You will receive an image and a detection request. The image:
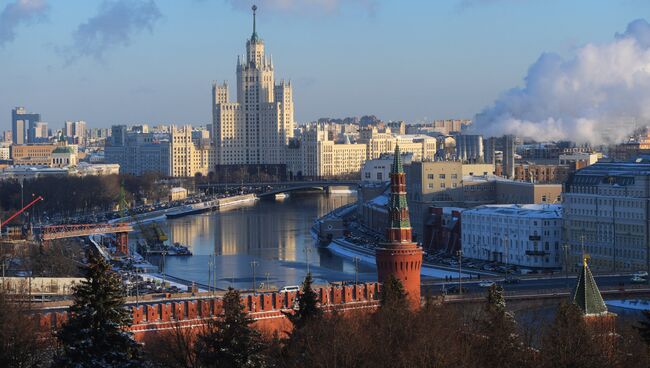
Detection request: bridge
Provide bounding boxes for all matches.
[38,223,133,255]
[198,180,360,198]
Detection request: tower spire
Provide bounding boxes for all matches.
[251,5,259,42]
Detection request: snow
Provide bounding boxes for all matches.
[606,299,650,311]
[328,239,470,279]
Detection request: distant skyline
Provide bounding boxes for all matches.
[0,0,648,132]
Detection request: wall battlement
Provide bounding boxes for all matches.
[36,282,381,340]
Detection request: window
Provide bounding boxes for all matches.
[451,174,457,179]
[440,183,446,188]
[439,174,446,179]
[377,172,383,180]
[428,183,434,189]
[364,172,371,179]
[427,174,434,179]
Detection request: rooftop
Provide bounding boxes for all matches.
[465,204,562,219]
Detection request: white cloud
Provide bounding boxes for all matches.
[472,18,650,144]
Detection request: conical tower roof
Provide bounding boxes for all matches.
[572,256,608,315]
[392,145,404,174]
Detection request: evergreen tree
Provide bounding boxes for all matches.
[637,309,650,346]
[471,284,531,368]
[379,275,408,311]
[286,273,322,330]
[53,252,146,368]
[195,287,268,368]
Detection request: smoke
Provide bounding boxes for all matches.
[0,0,49,47]
[224,0,377,16]
[64,0,161,61]
[472,18,650,144]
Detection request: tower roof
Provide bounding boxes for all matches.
[250,5,260,43]
[392,145,404,174]
[572,256,608,315]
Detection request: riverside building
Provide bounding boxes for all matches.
[211,6,294,167]
[563,161,650,272]
[461,204,563,269]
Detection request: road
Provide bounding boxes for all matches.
[422,273,644,296]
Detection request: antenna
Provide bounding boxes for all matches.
[252,5,257,35]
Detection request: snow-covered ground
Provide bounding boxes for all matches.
[328,239,469,279]
[606,299,650,311]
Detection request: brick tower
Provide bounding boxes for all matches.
[375,145,423,308]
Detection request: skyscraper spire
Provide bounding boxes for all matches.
[251,5,259,42]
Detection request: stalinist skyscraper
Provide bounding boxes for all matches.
[212,5,294,167]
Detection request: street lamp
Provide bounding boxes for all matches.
[456,250,463,295]
[161,250,167,290]
[250,260,259,294]
[562,243,569,288]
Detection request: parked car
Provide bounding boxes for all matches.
[504,277,521,284]
[479,281,495,288]
[446,285,467,294]
[631,275,646,284]
[634,271,648,278]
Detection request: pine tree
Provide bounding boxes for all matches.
[195,287,268,368]
[472,284,531,368]
[53,252,146,368]
[286,273,322,330]
[379,275,408,311]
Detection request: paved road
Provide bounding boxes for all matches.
[422,273,644,296]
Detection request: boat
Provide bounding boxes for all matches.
[275,193,289,200]
[165,200,217,219]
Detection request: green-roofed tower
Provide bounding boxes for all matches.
[572,256,608,315]
[375,145,423,309]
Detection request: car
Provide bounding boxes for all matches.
[631,275,646,284]
[634,271,649,278]
[504,277,521,284]
[279,285,300,293]
[479,281,495,288]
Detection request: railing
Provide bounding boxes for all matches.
[40,223,133,240]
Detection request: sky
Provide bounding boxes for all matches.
[0,0,649,133]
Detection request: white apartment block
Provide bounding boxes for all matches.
[211,10,294,166]
[462,204,563,269]
[564,162,650,272]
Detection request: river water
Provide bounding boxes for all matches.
[151,193,377,291]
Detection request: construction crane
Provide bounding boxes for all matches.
[0,196,44,236]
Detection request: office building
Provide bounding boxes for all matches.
[104,127,170,176]
[462,204,563,269]
[12,107,41,144]
[211,7,294,167]
[563,162,650,272]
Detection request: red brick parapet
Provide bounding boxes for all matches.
[35,282,380,340]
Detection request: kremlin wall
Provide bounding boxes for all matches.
[36,282,381,340]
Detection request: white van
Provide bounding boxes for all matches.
[279,285,300,293]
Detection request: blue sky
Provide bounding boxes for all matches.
[0,0,648,132]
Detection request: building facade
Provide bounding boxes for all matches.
[462,204,563,269]
[169,126,211,177]
[104,127,170,176]
[212,7,294,167]
[12,107,41,145]
[563,162,650,272]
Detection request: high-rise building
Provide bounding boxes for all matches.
[211,6,294,167]
[12,107,41,144]
[484,136,497,164]
[104,126,170,176]
[64,120,87,145]
[503,134,515,179]
[375,146,423,309]
[169,125,211,177]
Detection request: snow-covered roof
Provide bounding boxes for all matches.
[464,204,562,219]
